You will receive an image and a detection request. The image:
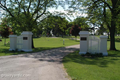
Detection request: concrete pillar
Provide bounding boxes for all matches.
[79,31,89,55]
[21,31,33,52]
[100,36,108,56]
[9,35,17,51]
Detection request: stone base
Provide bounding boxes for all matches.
[102,52,108,56]
[21,49,32,52]
[79,52,86,55]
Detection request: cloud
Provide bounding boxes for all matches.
[0,9,5,14]
[48,8,87,21]
[0,9,5,22]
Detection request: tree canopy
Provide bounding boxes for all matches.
[0,18,13,45]
[0,0,56,31]
[39,15,69,37]
[73,17,90,31]
[84,0,120,50]
[65,0,120,50]
[70,25,81,37]
[0,0,57,48]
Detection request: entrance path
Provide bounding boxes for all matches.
[0,45,79,80]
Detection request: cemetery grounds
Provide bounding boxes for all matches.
[63,36,120,80]
[0,37,79,56]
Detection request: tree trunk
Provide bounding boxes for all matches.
[109,19,116,50]
[110,31,116,50]
[32,36,35,48]
[108,32,110,39]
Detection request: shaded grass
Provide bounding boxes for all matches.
[63,50,120,80]
[63,36,120,80]
[0,37,79,56]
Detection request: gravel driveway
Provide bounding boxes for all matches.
[0,45,79,80]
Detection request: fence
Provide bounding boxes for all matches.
[88,36,100,54]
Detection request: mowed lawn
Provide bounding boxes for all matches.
[63,36,120,80]
[0,37,79,56]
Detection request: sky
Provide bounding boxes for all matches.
[48,5,87,21]
[0,3,87,22]
[0,8,5,23]
[0,9,3,22]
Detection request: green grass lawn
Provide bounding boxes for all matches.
[0,37,79,56]
[63,36,120,80]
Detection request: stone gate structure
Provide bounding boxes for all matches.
[9,31,33,52]
[79,31,108,56]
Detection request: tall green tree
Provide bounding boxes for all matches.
[116,15,120,34]
[86,0,120,50]
[66,0,120,50]
[0,0,56,48]
[0,19,13,45]
[39,15,69,37]
[73,17,90,30]
[70,25,81,38]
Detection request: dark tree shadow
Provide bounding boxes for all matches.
[1,45,119,68]
[63,50,120,67]
[0,47,58,55]
[18,47,79,64]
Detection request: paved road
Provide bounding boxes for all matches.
[0,45,79,80]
